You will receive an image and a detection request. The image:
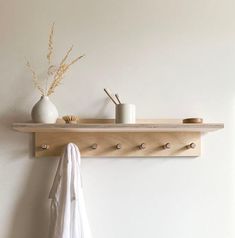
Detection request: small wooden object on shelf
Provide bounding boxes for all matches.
[183,118,203,124]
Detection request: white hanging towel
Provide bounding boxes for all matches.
[48,143,92,238]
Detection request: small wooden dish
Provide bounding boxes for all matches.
[183,118,203,124]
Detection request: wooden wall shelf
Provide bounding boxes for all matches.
[13,122,223,133]
[12,119,224,158]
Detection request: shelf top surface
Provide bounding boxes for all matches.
[12,120,224,133]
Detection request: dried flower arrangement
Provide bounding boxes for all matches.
[26,23,84,96]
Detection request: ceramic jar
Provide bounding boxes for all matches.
[115,104,136,124]
[31,96,58,123]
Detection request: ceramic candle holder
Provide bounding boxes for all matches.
[115,104,136,124]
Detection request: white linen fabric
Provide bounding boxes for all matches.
[48,143,92,238]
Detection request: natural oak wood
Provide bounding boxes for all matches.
[35,132,201,157]
[183,118,203,124]
[12,119,223,158]
[163,143,171,149]
[12,121,224,133]
[186,142,196,149]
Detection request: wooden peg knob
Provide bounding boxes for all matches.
[163,143,171,149]
[186,143,196,149]
[116,143,122,149]
[91,143,98,150]
[41,144,49,150]
[139,143,146,150]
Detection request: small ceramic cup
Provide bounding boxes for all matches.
[115,104,136,124]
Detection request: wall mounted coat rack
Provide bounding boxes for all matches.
[12,119,224,158]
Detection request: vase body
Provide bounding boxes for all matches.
[31,96,58,123]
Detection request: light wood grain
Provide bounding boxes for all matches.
[12,120,224,133]
[35,132,201,157]
[12,118,223,158]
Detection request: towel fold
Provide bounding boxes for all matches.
[48,143,92,238]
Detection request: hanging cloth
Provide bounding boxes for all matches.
[48,143,92,238]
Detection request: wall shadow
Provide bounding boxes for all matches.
[0,79,59,238]
[6,157,58,238]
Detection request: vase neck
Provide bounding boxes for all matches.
[41,96,49,100]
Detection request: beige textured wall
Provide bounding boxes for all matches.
[0,0,234,237]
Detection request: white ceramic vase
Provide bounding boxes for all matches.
[31,96,58,123]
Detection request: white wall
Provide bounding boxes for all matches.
[0,0,234,237]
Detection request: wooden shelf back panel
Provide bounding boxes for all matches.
[35,132,201,157]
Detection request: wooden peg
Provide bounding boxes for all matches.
[163,143,171,149]
[41,144,49,150]
[116,143,122,149]
[186,143,196,149]
[139,143,146,150]
[91,143,98,150]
